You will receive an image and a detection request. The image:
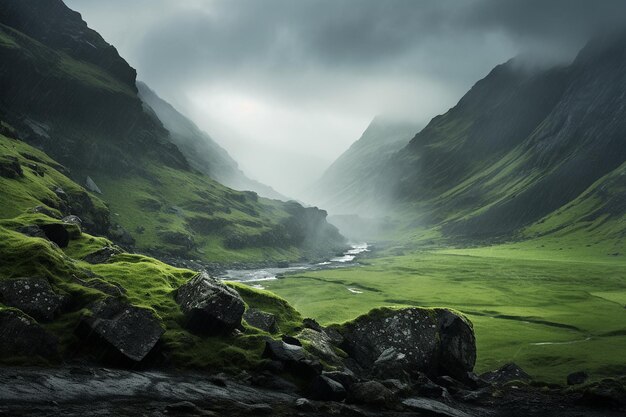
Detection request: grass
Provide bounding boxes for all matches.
[262,247,626,384]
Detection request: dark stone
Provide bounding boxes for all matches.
[415,372,447,398]
[436,375,469,393]
[62,215,82,226]
[0,277,64,322]
[83,246,122,264]
[79,297,164,362]
[175,272,245,335]
[580,378,626,407]
[308,375,347,401]
[339,308,476,380]
[281,335,302,346]
[480,363,531,385]
[243,308,278,333]
[0,309,58,359]
[30,205,61,218]
[567,371,589,386]
[251,372,298,392]
[322,370,357,389]
[402,398,474,417]
[25,162,45,176]
[158,230,194,250]
[381,378,412,396]
[263,340,306,362]
[0,156,23,178]
[295,397,317,411]
[17,225,46,239]
[297,328,343,365]
[165,401,203,414]
[40,223,69,247]
[456,387,492,403]
[303,317,323,332]
[348,380,394,406]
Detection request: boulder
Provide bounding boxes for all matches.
[297,328,344,365]
[263,340,306,362]
[0,309,58,359]
[308,375,347,401]
[480,363,531,385]
[17,225,46,239]
[0,156,23,178]
[263,340,323,379]
[402,398,475,417]
[79,297,164,362]
[281,335,302,346]
[322,370,358,389]
[339,307,476,380]
[0,277,64,322]
[243,308,278,333]
[62,215,82,226]
[567,371,589,386]
[348,380,394,406]
[83,246,122,264]
[175,272,245,334]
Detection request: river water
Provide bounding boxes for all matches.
[220,243,369,287]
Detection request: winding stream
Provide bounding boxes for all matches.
[220,243,369,287]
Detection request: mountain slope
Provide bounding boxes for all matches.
[0,0,345,264]
[309,117,420,215]
[137,82,287,201]
[334,34,625,244]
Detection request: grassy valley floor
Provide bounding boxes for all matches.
[262,245,626,384]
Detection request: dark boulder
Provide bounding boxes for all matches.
[83,246,122,264]
[303,317,324,332]
[40,223,70,247]
[108,225,135,248]
[78,297,164,362]
[480,363,531,385]
[348,380,394,406]
[263,340,306,362]
[175,272,245,334]
[263,340,323,379]
[322,370,358,389]
[402,398,474,417]
[0,309,58,359]
[281,335,302,346]
[567,371,589,386]
[158,231,194,251]
[0,277,64,322]
[297,328,344,366]
[243,308,278,333]
[580,378,626,407]
[0,156,23,178]
[62,215,82,226]
[339,307,476,380]
[308,375,347,401]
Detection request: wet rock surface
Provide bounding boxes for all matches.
[339,307,476,380]
[0,277,64,322]
[78,297,164,362]
[175,272,245,334]
[0,310,58,359]
[243,308,278,333]
[0,366,624,417]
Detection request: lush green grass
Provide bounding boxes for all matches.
[262,248,626,383]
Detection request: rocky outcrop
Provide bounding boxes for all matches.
[0,155,23,178]
[175,272,245,334]
[243,308,278,333]
[0,309,58,359]
[83,246,122,264]
[78,297,164,362]
[338,307,476,380]
[0,277,64,322]
[480,363,531,385]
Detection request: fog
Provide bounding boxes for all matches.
[65,0,626,199]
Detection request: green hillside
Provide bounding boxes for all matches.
[0,0,345,265]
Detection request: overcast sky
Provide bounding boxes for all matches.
[65,0,626,198]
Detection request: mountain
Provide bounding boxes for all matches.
[0,0,345,264]
[309,117,420,215]
[330,34,626,245]
[136,82,287,201]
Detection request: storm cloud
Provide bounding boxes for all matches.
[65,0,626,198]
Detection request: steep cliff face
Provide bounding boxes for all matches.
[137,82,287,201]
[0,0,345,263]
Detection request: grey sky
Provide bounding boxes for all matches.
[65,0,626,198]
